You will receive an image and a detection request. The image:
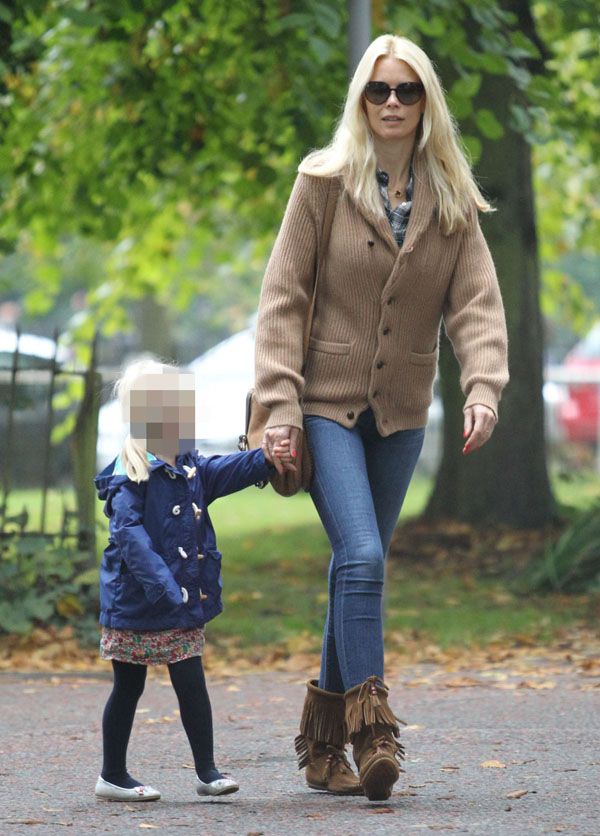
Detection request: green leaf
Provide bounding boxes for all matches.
[314,4,341,38]
[475,109,504,140]
[269,13,312,34]
[415,15,446,37]
[462,135,482,165]
[478,53,508,75]
[450,74,482,100]
[310,36,333,65]
[509,103,532,136]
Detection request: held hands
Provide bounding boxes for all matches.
[463,404,497,455]
[261,425,301,475]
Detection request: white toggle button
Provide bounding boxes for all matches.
[178,547,188,559]
[192,502,202,520]
[172,505,181,516]
[181,586,189,603]
[183,465,197,479]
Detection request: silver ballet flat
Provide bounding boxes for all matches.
[196,775,239,796]
[95,776,161,801]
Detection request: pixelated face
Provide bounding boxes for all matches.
[128,370,197,455]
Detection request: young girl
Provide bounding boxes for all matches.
[94,357,288,802]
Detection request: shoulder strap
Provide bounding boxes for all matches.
[302,176,341,361]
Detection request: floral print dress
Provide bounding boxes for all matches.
[100,626,205,665]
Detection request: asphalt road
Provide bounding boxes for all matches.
[1,659,599,835]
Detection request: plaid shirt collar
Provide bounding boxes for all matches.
[376,165,414,248]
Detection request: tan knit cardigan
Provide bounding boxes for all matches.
[254,152,509,435]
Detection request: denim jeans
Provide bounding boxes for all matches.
[304,408,425,693]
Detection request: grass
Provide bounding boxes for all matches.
[3,469,599,654]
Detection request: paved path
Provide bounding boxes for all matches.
[1,660,599,835]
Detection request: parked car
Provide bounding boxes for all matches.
[556,321,600,444]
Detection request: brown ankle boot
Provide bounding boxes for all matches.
[294,680,363,795]
[345,675,405,801]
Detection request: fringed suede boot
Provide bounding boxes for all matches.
[344,675,405,801]
[294,679,362,795]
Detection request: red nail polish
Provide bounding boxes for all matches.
[291,450,297,458]
[463,430,468,438]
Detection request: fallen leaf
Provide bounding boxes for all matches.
[517,680,556,690]
[481,760,506,769]
[139,825,159,830]
[444,677,484,688]
[368,807,394,813]
[441,765,460,771]
[227,685,241,692]
[506,789,528,799]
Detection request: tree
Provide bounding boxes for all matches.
[1,1,598,526]
[384,0,599,527]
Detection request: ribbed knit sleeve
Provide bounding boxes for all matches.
[442,210,509,418]
[254,173,326,429]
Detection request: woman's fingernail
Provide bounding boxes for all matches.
[291,450,297,458]
[463,430,468,438]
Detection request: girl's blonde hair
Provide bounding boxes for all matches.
[299,34,492,234]
[114,355,186,483]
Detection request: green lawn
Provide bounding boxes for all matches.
[3,469,598,654]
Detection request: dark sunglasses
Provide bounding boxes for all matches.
[363,81,425,106]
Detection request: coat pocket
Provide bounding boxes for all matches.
[308,337,351,355]
[409,349,438,366]
[199,549,223,592]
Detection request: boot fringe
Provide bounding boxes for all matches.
[345,677,400,739]
[298,681,346,749]
[294,734,311,770]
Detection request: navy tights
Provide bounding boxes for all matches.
[101,656,222,788]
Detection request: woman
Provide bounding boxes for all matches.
[254,34,509,801]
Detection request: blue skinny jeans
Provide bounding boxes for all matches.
[304,408,425,694]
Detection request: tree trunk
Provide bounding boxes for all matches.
[425,1,555,527]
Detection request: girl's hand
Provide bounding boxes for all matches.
[463,404,497,454]
[262,426,300,474]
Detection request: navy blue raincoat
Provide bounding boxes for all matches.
[95,448,271,630]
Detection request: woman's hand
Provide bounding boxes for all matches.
[262,425,301,474]
[463,404,497,455]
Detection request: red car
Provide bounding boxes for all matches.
[557,322,600,443]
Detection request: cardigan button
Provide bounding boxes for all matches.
[372,391,379,398]
[376,361,385,369]
[382,327,390,335]
[387,297,395,306]
[367,240,375,248]
[172,504,181,516]
[347,411,355,420]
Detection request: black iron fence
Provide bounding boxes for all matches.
[0,327,100,567]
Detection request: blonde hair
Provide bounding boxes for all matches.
[299,34,492,233]
[114,355,186,483]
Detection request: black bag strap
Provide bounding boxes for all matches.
[302,176,341,362]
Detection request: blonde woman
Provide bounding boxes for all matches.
[254,34,509,801]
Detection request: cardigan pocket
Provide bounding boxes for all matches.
[308,337,351,355]
[409,349,438,366]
